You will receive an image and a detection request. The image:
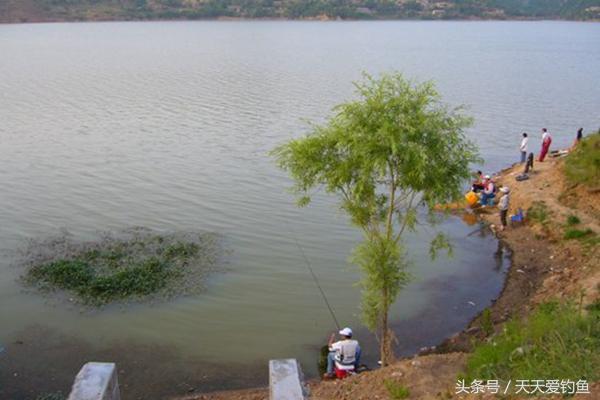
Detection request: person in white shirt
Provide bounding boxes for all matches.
[542,128,550,141]
[324,327,361,379]
[520,133,528,163]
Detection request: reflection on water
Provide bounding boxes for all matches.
[461,212,479,227]
[1,326,267,400]
[0,20,598,398]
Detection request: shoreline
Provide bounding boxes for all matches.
[181,151,599,399]
[1,17,599,25]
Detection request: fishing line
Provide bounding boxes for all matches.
[466,222,491,237]
[287,222,341,331]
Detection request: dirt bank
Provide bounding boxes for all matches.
[179,153,599,400]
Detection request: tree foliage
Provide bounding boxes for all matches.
[273,72,480,364]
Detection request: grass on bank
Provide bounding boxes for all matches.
[23,230,218,305]
[384,380,410,399]
[527,201,551,225]
[566,214,581,226]
[464,301,600,384]
[562,214,599,247]
[564,133,600,189]
[36,393,65,400]
[564,228,594,240]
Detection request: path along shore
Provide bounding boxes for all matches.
[178,150,600,400]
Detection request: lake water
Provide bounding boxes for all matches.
[0,21,599,399]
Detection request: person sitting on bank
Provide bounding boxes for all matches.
[471,170,484,192]
[479,175,496,207]
[323,327,361,379]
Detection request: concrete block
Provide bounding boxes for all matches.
[67,362,120,400]
[269,359,308,400]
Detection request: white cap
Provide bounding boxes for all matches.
[339,327,353,337]
[501,186,510,193]
[485,175,491,179]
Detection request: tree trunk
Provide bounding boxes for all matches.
[380,317,388,366]
[380,289,390,366]
[380,178,395,366]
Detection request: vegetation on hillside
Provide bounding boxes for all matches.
[564,132,600,190]
[1,0,599,23]
[464,301,600,388]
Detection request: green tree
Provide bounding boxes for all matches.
[273,73,479,365]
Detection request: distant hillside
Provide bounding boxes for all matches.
[1,0,599,23]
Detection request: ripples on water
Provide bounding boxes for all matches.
[0,20,599,398]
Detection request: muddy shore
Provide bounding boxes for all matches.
[181,153,599,400]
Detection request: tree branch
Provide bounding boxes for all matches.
[394,190,417,244]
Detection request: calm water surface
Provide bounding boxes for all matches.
[0,21,599,399]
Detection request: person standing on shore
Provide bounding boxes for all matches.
[571,128,583,149]
[538,128,552,162]
[520,132,528,163]
[498,187,510,231]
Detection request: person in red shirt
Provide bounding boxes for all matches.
[471,170,484,192]
[538,128,552,162]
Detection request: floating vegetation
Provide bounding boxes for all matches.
[20,227,222,305]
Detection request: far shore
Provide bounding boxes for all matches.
[1,17,599,25]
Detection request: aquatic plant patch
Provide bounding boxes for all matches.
[20,228,222,305]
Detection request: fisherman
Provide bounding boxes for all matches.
[479,175,495,207]
[498,186,510,231]
[520,132,528,163]
[323,327,361,379]
[538,128,552,162]
[571,127,583,150]
[471,170,484,192]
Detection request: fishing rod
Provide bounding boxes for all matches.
[287,222,341,331]
[466,222,492,237]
